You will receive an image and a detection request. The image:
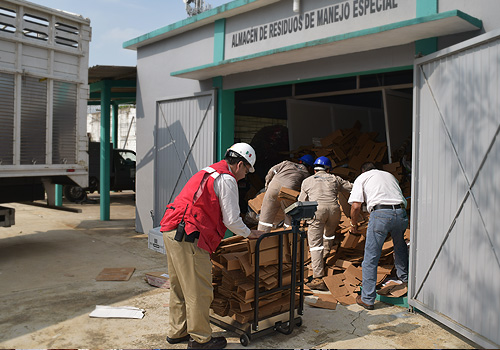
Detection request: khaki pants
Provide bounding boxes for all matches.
[258,182,293,232]
[306,204,341,278]
[163,230,213,343]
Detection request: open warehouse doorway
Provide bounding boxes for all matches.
[233,69,414,196]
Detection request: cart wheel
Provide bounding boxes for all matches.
[240,333,250,347]
[295,317,303,327]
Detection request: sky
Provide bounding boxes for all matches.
[35,0,233,67]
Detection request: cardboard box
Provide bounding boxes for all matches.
[278,187,300,201]
[248,192,265,214]
[145,271,170,289]
[148,226,165,254]
[221,253,242,271]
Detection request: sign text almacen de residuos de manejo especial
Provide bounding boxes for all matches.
[231,0,400,48]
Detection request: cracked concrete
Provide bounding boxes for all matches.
[0,192,478,349]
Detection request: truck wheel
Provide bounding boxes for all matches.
[63,185,87,202]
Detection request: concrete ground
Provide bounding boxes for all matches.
[0,192,478,349]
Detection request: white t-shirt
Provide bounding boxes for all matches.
[348,169,407,213]
[213,164,251,237]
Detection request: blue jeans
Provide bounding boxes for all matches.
[361,208,409,304]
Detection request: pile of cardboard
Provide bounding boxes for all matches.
[291,123,406,185]
[234,124,412,312]
[211,233,306,324]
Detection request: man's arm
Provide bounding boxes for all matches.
[216,174,265,239]
[350,202,363,234]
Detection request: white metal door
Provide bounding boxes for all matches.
[412,29,500,349]
[154,92,215,226]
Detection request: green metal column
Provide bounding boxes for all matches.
[55,184,62,206]
[214,19,225,63]
[112,102,119,149]
[213,77,235,160]
[100,81,111,221]
[415,0,438,55]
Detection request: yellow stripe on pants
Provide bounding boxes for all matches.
[163,230,213,343]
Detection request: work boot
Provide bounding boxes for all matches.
[306,277,328,291]
[187,336,227,349]
[166,334,190,344]
[356,295,374,310]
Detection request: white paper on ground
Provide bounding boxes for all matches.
[89,305,145,319]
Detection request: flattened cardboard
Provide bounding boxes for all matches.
[247,235,280,253]
[404,228,411,241]
[335,259,352,269]
[344,272,361,288]
[278,187,300,201]
[305,294,337,310]
[345,264,363,282]
[250,247,280,266]
[219,241,248,253]
[236,282,254,301]
[336,294,357,305]
[341,232,361,249]
[236,251,253,277]
[377,281,407,297]
[388,284,408,297]
[377,265,393,275]
[144,271,170,289]
[377,273,388,284]
[248,192,265,214]
[96,267,135,281]
[323,274,347,297]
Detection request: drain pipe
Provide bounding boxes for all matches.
[293,0,300,13]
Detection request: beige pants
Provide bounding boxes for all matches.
[163,230,213,343]
[258,182,293,232]
[306,204,341,278]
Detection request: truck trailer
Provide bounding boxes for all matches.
[0,0,91,226]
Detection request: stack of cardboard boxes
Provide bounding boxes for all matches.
[211,232,305,324]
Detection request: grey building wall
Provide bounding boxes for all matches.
[135,24,215,233]
[223,43,415,90]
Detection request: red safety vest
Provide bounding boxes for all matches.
[160,160,235,253]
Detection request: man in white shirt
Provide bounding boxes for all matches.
[348,162,409,310]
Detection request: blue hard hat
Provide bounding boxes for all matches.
[298,154,314,167]
[314,156,332,169]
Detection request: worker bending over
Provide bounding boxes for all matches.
[160,143,265,349]
[348,161,408,310]
[298,156,353,291]
[257,154,314,232]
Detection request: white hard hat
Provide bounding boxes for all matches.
[226,142,256,173]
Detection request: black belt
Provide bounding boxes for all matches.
[372,204,404,211]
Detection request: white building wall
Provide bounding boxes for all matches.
[412,30,500,349]
[87,106,137,151]
[438,0,500,48]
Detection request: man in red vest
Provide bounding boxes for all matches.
[160,142,264,349]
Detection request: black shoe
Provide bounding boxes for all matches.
[356,295,374,310]
[166,334,190,344]
[187,336,227,349]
